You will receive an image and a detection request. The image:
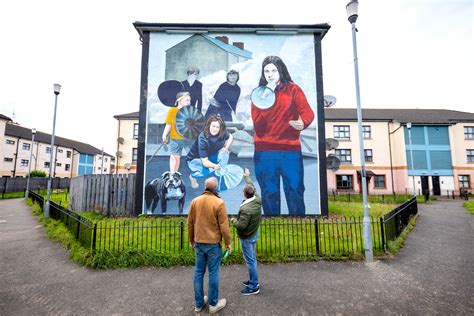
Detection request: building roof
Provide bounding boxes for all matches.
[324,108,474,124]
[5,123,112,157]
[113,111,139,119]
[0,114,12,121]
[201,34,253,59]
[114,109,474,125]
[133,22,331,40]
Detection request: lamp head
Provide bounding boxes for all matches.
[407,122,412,129]
[346,0,359,24]
[32,128,36,135]
[53,83,61,95]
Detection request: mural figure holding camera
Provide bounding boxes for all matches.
[251,56,315,215]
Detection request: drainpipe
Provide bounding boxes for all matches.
[116,119,121,174]
[388,122,402,195]
[35,141,39,170]
[12,137,21,177]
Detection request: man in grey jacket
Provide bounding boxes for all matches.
[230,168,262,295]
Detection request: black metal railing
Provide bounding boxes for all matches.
[27,192,418,260]
[29,191,95,250]
[382,196,418,247]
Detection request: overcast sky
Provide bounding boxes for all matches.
[0,0,472,155]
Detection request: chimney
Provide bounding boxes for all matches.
[215,36,229,44]
[232,42,244,50]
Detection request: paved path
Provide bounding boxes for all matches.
[1,198,473,315]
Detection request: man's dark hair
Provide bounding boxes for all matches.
[243,185,255,198]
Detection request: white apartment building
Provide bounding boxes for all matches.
[0,114,114,178]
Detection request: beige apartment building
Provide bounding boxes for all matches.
[0,114,114,178]
[114,108,474,196]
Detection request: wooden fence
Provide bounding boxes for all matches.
[1,177,70,193]
[68,174,136,217]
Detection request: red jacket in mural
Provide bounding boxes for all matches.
[251,82,315,151]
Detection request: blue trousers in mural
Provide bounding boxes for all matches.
[254,150,305,215]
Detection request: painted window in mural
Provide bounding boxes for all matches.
[143,32,321,215]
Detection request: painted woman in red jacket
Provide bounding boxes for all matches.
[251,56,315,215]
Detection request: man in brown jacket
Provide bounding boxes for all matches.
[188,177,232,314]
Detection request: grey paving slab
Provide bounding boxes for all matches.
[0,198,473,315]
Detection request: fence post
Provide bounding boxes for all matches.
[180,221,184,250]
[92,223,97,254]
[76,217,81,239]
[314,218,320,256]
[380,217,386,252]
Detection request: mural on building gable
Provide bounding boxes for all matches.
[143,32,321,216]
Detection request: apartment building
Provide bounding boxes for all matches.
[114,108,474,195]
[114,112,139,174]
[0,115,113,178]
[325,109,474,196]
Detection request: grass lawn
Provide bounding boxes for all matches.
[464,201,474,215]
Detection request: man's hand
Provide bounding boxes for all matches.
[230,217,236,224]
[226,244,232,255]
[243,168,250,177]
[190,242,196,248]
[289,115,304,131]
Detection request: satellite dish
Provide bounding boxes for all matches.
[157,80,186,107]
[116,151,123,158]
[250,86,275,109]
[326,154,341,170]
[324,95,337,108]
[117,137,124,144]
[124,163,131,170]
[175,106,205,139]
[325,138,339,151]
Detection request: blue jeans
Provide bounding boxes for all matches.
[187,151,229,178]
[240,231,259,290]
[194,243,222,307]
[254,150,305,215]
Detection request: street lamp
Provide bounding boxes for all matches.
[25,128,36,198]
[406,123,416,196]
[44,83,61,219]
[346,0,373,262]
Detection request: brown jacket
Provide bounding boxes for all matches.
[187,190,232,247]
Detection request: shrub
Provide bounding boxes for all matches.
[29,170,47,178]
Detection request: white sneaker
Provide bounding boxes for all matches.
[189,174,199,189]
[209,298,226,314]
[194,295,208,313]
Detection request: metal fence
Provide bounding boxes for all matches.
[28,191,417,259]
[29,191,95,250]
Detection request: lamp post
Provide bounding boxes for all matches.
[25,128,36,198]
[346,0,373,262]
[406,123,416,196]
[44,83,61,219]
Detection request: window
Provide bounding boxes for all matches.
[98,156,102,160]
[467,150,474,163]
[374,175,386,188]
[465,126,474,140]
[362,125,371,139]
[364,149,373,162]
[459,175,470,188]
[67,151,72,158]
[335,149,352,163]
[104,157,108,162]
[6,139,15,145]
[65,164,70,171]
[4,157,13,162]
[104,168,107,173]
[336,175,353,189]
[58,149,63,153]
[23,143,31,150]
[334,125,350,139]
[44,162,50,168]
[56,163,62,167]
[133,123,139,139]
[46,147,52,154]
[132,148,138,162]
[21,159,29,167]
